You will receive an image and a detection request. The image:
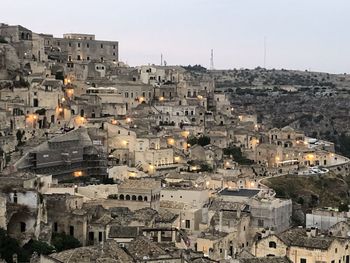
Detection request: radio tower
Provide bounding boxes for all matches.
[210,49,214,70]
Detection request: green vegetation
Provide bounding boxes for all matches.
[199,163,213,172]
[263,173,349,211]
[0,229,54,263]
[0,36,7,44]
[183,64,207,72]
[223,146,254,165]
[187,135,211,147]
[338,133,350,158]
[51,232,81,252]
[16,130,25,146]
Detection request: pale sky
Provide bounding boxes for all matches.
[2,0,349,73]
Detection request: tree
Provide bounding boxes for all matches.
[51,233,81,252]
[187,136,198,146]
[338,202,349,212]
[16,130,25,145]
[23,239,55,256]
[223,146,254,165]
[197,136,210,146]
[0,36,7,43]
[0,228,22,263]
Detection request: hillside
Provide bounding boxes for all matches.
[262,173,350,211]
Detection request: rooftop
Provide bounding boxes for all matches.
[239,257,292,263]
[118,178,161,191]
[219,188,260,198]
[49,240,134,263]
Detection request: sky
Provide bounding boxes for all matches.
[1,0,349,73]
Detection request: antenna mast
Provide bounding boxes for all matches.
[263,37,267,68]
[210,49,214,70]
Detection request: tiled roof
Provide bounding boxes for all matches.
[277,228,336,250]
[127,236,169,260]
[49,240,134,263]
[239,257,292,263]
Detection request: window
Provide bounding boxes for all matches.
[20,222,26,232]
[87,43,89,48]
[113,52,116,56]
[78,43,80,47]
[54,222,58,232]
[300,259,306,263]
[69,42,71,47]
[68,56,72,62]
[98,232,103,242]
[13,193,18,203]
[113,45,116,49]
[101,44,103,48]
[89,232,94,241]
[70,226,74,236]
[185,220,190,229]
[269,241,277,248]
[258,219,264,227]
[77,55,81,61]
[87,56,90,61]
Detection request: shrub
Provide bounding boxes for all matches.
[51,233,81,252]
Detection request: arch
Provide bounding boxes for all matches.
[144,196,148,202]
[21,32,25,39]
[126,195,130,200]
[138,195,143,201]
[132,195,136,201]
[119,194,124,200]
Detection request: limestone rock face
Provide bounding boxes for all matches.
[0,43,20,79]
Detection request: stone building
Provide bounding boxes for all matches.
[42,33,118,63]
[0,24,33,60]
[218,189,292,233]
[252,227,350,263]
[108,178,161,211]
[15,127,108,182]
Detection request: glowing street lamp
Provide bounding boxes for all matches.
[167,138,175,145]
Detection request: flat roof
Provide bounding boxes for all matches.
[219,188,260,197]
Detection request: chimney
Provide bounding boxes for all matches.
[306,228,312,238]
[310,227,317,237]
